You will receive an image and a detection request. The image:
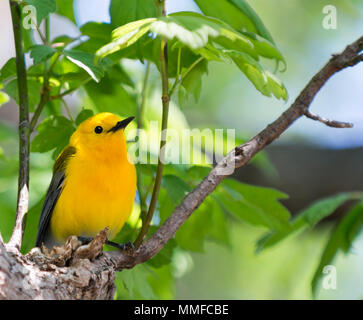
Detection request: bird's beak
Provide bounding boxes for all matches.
[108,116,135,133]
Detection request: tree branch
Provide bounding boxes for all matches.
[108,35,363,270]
[303,110,353,128]
[7,0,30,251]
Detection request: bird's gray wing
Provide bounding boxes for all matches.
[35,146,76,247]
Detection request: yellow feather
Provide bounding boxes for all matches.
[49,112,137,242]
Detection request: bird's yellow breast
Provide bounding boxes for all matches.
[50,148,137,242]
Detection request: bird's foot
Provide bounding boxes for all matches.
[107,240,135,252]
[77,236,94,245]
[77,236,134,252]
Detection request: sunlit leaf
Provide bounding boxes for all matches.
[97,19,155,59]
[0,83,9,107]
[64,50,104,82]
[194,0,274,43]
[229,50,287,100]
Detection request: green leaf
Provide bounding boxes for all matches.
[64,50,104,82]
[30,45,56,65]
[194,0,274,43]
[229,0,275,43]
[97,12,286,101]
[207,200,231,246]
[26,0,56,24]
[55,0,75,24]
[186,165,211,185]
[229,50,287,100]
[162,174,191,204]
[80,22,113,42]
[31,115,75,153]
[75,22,114,54]
[98,12,284,63]
[147,238,177,269]
[303,193,352,227]
[84,75,136,116]
[152,13,234,50]
[21,197,44,254]
[106,64,134,88]
[180,59,208,102]
[96,18,155,60]
[175,199,213,252]
[311,202,363,297]
[218,179,291,232]
[115,265,155,299]
[4,78,42,112]
[110,0,157,28]
[257,192,357,252]
[175,197,230,252]
[75,108,94,126]
[0,58,16,82]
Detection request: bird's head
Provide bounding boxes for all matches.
[70,112,134,157]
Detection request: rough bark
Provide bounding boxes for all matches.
[0,36,362,300]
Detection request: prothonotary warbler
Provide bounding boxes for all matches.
[35,112,137,249]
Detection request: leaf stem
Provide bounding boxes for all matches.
[50,77,92,101]
[137,62,151,222]
[61,98,75,124]
[137,61,151,130]
[169,56,204,98]
[29,52,60,132]
[134,0,169,248]
[8,0,30,250]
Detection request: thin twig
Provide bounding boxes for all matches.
[50,78,92,101]
[36,24,49,46]
[60,98,75,124]
[8,1,30,250]
[29,53,60,132]
[169,56,204,98]
[137,62,151,131]
[137,62,151,223]
[304,110,353,128]
[134,0,169,248]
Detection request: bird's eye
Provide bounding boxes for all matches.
[94,126,103,134]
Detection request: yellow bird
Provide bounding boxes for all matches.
[36,112,137,249]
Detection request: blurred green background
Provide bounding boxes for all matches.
[0,0,363,299]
